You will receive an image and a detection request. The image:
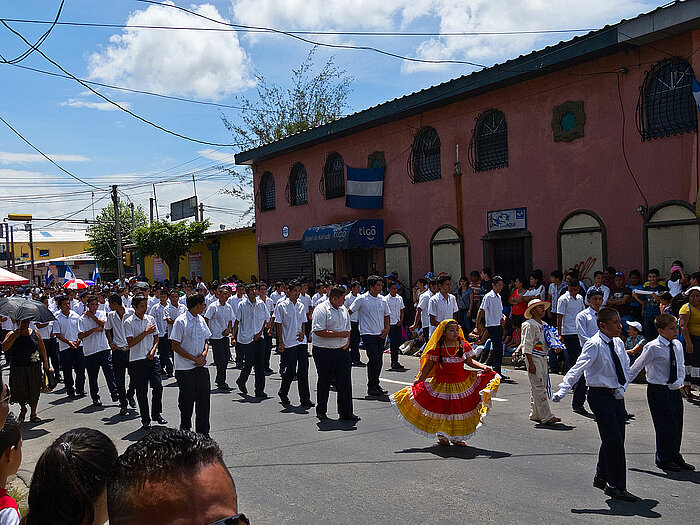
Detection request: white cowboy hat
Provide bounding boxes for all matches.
[524,298,551,319]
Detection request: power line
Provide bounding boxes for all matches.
[40,192,108,228]
[0,1,64,64]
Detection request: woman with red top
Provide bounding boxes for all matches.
[391,319,500,446]
[509,276,529,327]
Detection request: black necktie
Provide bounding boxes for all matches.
[668,342,677,384]
[607,340,627,386]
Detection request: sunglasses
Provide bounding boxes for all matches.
[208,514,249,525]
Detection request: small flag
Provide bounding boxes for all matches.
[692,77,700,110]
[45,266,54,286]
[345,167,384,209]
[92,264,100,282]
[64,265,75,282]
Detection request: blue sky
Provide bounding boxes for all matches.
[0,0,664,231]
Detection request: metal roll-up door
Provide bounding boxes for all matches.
[266,242,313,281]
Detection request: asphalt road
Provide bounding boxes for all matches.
[13,349,700,524]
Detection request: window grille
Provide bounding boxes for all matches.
[407,127,441,183]
[285,162,308,206]
[636,58,697,140]
[319,152,345,199]
[468,109,508,172]
[258,171,275,211]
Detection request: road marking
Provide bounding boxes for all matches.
[380,378,413,386]
[491,397,508,402]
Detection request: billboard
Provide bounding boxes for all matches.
[170,196,198,221]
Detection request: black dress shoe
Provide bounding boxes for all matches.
[141,422,152,431]
[153,415,168,425]
[236,379,248,395]
[656,461,681,472]
[255,391,268,399]
[217,383,232,391]
[390,363,407,371]
[67,392,77,399]
[339,414,361,422]
[92,399,103,407]
[77,391,87,398]
[316,412,329,420]
[111,391,120,402]
[352,361,366,367]
[119,406,128,416]
[593,476,606,490]
[127,395,136,408]
[300,399,315,408]
[379,387,388,394]
[625,412,635,420]
[278,392,291,405]
[604,485,638,502]
[499,374,510,380]
[572,406,591,416]
[368,388,384,396]
[677,459,695,471]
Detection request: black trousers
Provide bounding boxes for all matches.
[60,346,85,396]
[263,333,273,369]
[210,338,230,386]
[129,357,163,425]
[279,344,310,402]
[112,348,130,408]
[44,338,61,379]
[588,388,627,490]
[362,335,384,389]
[238,340,265,394]
[562,335,588,409]
[313,346,353,417]
[234,340,245,367]
[175,366,210,435]
[158,334,173,376]
[84,349,118,403]
[389,324,402,365]
[647,384,684,464]
[487,325,504,374]
[349,321,361,363]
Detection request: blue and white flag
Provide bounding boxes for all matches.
[693,77,700,110]
[64,265,75,282]
[345,167,384,209]
[92,264,100,282]
[45,266,54,286]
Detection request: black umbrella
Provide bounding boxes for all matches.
[0,296,56,322]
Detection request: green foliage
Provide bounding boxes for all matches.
[133,219,210,280]
[86,202,147,272]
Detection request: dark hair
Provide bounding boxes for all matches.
[107,429,233,522]
[108,293,122,307]
[568,268,580,278]
[24,428,117,525]
[597,307,620,327]
[245,284,257,293]
[86,295,98,304]
[658,291,673,303]
[186,293,204,309]
[491,275,504,285]
[566,276,579,288]
[655,313,677,330]
[288,279,301,290]
[469,270,480,278]
[328,286,346,299]
[671,260,684,268]
[58,296,70,307]
[629,269,641,278]
[648,268,660,277]
[550,269,563,280]
[593,271,603,278]
[366,275,383,287]
[131,295,147,309]
[481,268,492,278]
[0,412,21,455]
[436,320,463,364]
[350,280,361,289]
[437,274,452,286]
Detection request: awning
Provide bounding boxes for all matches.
[301,219,383,252]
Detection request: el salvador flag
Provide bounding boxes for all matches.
[693,77,700,110]
[345,167,385,209]
[93,264,100,282]
[45,266,54,286]
[64,265,75,282]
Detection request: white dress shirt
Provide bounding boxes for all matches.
[31,321,53,340]
[311,293,328,307]
[629,335,685,390]
[170,310,212,371]
[78,311,110,356]
[147,295,159,309]
[479,290,503,327]
[344,292,360,322]
[235,298,270,344]
[274,297,308,348]
[227,295,245,320]
[312,301,351,348]
[53,310,81,351]
[148,302,170,337]
[576,307,599,346]
[386,294,405,325]
[165,302,184,336]
[558,331,630,398]
[586,284,610,306]
[299,294,312,317]
[204,301,235,340]
[270,290,286,304]
[122,294,132,308]
[124,313,156,362]
[417,290,433,329]
[548,282,566,314]
[427,292,458,334]
[105,308,134,347]
[72,300,87,316]
[557,291,584,335]
[350,292,390,336]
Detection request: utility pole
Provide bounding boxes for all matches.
[27,222,35,286]
[192,174,199,220]
[9,225,15,271]
[153,184,160,220]
[199,203,204,222]
[3,223,9,269]
[149,198,154,224]
[112,185,124,281]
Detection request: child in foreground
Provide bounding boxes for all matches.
[0,413,22,525]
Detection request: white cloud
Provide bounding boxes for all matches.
[87,1,254,100]
[59,98,132,111]
[0,152,89,164]
[197,148,236,163]
[231,0,651,73]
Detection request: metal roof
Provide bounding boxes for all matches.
[10,229,88,243]
[235,0,700,166]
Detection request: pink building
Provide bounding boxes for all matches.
[236,2,700,286]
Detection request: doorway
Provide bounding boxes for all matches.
[345,248,372,278]
[482,231,532,281]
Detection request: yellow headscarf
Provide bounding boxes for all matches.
[417,319,468,380]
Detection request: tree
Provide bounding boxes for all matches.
[133,219,210,281]
[219,48,355,215]
[87,202,147,272]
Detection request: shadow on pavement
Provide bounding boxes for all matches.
[74,404,109,414]
[395,444,511,460]
[236,394,269,404]
[358,395,391,403]
[121,427,150,442]
[279,405,312,415]
[102,412,140,426]
[630,467,699,485]
[20,418,55,440]
[534,422,575,431]
[571,498,661,518]
[316,419,358,432]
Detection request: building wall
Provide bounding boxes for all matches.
[251,30,700,282]
[143,229,257,284]
[13,241,89,261]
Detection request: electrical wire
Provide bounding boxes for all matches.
[0,1,64,64]
[616,71,648,209]
[40,192,109,228]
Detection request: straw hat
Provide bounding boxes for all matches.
[524,298,551,319]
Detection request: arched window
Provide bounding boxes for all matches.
[430,226,463,284]
[557,210,607,287]
[645,201,700,275]
[468,109,508,172]
[636,58,697,140]
[285,162,308,206]
[319,152,345,199]
[385,231,411,285]
[407,126,441,183]
[258,171,275,211]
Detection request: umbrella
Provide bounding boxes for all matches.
[0,268,30,286]
[64,278,88,289]
[84,280,96,286]
[132,281,150,290]
[0,296,56,322]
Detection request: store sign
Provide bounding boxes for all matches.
[487,207,527,232]
[282,225,289,238]
[188,251,203,279]
[153,256,165,283]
